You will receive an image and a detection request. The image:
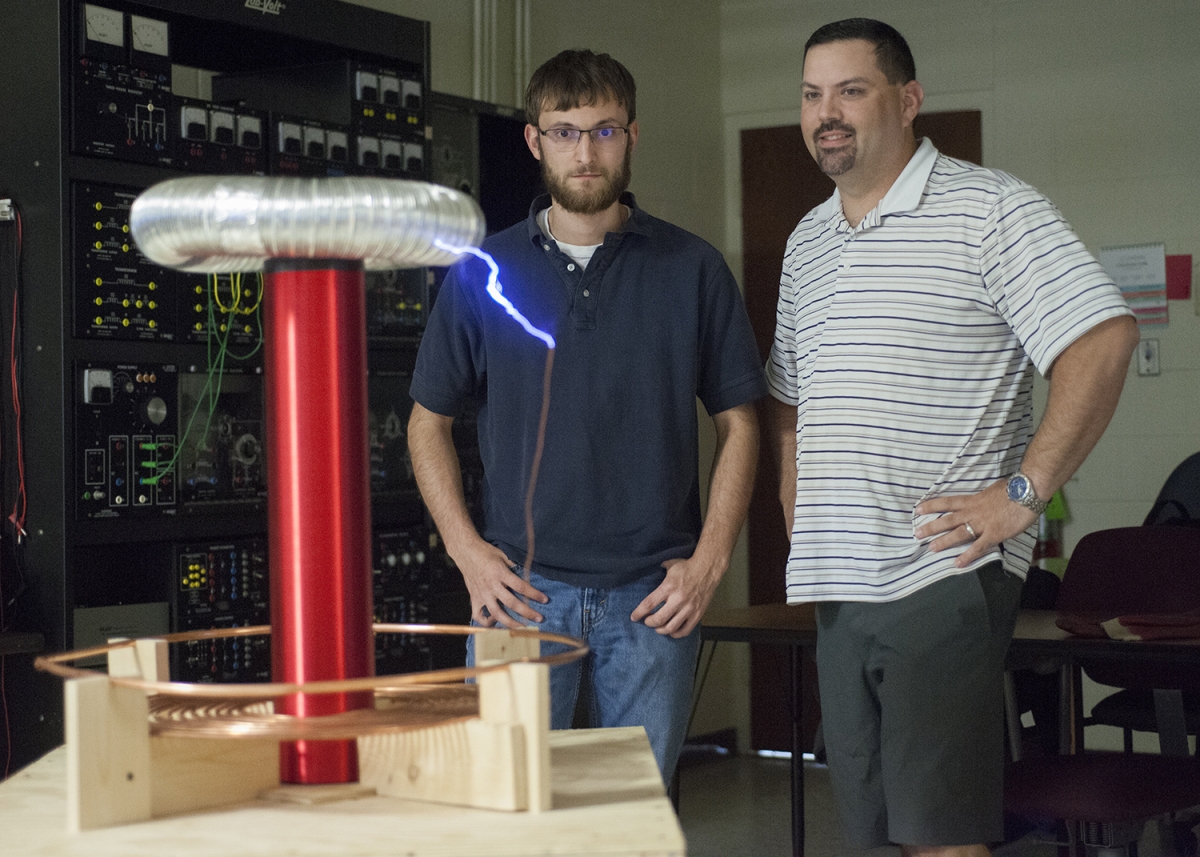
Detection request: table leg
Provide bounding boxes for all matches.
[1153,688,1189,757]
[1057,663,1073,755]
[1057,661,1086,756]
[790,643,804,857]
[1002,672,1022,762]
[674,640,721,812]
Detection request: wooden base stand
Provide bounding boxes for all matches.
[66,629,552,832]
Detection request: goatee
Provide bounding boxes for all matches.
[812,121,856,177]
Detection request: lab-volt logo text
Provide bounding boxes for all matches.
[245,0,285,14]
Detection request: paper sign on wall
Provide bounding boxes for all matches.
[1099,243,1167,326]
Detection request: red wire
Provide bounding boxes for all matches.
[1,642,8,780]
[7,209,25,538]
[1,654,8,780]
[1,206,18,779]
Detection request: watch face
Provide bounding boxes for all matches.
[1007,474,1029,502]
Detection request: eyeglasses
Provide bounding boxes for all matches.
[537,125,629,149]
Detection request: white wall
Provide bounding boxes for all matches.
[721,0,1200,751]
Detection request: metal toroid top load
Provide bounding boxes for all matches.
[127,176,485,273]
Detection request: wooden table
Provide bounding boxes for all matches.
[0,726,685,856]
[698,604,1200,857]
[1006,609,1200,757]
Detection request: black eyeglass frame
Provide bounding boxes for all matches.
[536,125,631,146]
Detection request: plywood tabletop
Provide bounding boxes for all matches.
[0,727,686,857]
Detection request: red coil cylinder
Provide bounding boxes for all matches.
[263,260,375,784]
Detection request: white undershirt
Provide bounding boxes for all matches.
[538,206,601,270]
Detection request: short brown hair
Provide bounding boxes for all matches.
[524,49,636,127]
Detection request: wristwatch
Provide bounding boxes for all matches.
[1006,472,1048,516]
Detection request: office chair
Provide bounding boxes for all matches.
[1004,526,1200,856]
[1082,461,1200,756]
[1143,451,1200,527]
[1082,455,1200,755]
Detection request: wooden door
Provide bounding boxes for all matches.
[741,111,982,751]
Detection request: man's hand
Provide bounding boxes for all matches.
[914,479,1038,568]
[630,556,724,639]
[408,403,548,629]
[628,401,758,638]
[453,537,548,628]
[916,315,1139,569]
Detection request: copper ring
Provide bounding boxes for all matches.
[33,623,588,741]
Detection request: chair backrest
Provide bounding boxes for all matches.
[1144,451,1200,526]
[1056,526,1200,691]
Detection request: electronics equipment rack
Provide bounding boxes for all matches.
[0,0,470,775]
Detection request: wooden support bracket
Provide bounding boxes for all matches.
[359,628,552,811]
[66,638,278,831]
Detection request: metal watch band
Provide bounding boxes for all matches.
[1008,472,1048,516]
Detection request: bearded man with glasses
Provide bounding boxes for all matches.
[408,49,765,783]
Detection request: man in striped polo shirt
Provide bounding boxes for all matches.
[766,18,1139,857]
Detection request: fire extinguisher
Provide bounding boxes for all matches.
[1031,489,1068,577]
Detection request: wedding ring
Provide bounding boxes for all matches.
[964,522,978,539]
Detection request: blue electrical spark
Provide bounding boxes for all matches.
[435,240,556,349]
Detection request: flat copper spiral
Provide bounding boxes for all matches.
[146,684,481,740]
[34,623,586,741]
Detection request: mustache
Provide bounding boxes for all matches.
[814,121,855,142]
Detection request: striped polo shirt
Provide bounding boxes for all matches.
[767,138,1132,603]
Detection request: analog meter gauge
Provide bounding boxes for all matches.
[131,15,169,57]
[84,4,124,48]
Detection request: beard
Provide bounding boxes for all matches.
[812,121,857,176]
[540,141,633,215]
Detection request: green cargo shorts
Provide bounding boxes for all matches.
[814,562,1022,849]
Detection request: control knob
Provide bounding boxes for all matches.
[141,396,168,425]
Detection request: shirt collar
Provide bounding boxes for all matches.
[525,191,649,246]
[814,137,939,231]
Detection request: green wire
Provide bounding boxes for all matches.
[145,273,253,485]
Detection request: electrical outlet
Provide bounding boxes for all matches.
[1137,338,1160,376]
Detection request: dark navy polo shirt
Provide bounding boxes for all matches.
[410,193,766,589]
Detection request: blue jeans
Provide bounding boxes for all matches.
[467,567,701,782]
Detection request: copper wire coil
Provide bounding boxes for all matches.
[147,684,481,740]
[34,623,586,741]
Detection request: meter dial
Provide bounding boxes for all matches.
[130,15,169,57]
[84,4,124,47]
